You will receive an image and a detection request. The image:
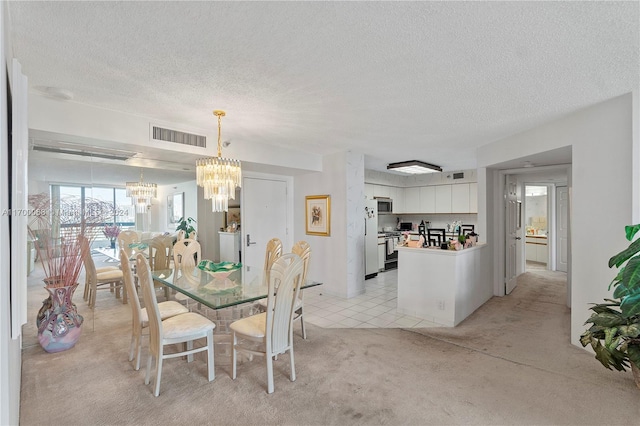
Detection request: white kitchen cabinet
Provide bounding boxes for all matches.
[404,187,420,213]
[393,187,405,213]
[451,183,470,213]
[378,237,385,272]
[435,185,452,213]
[469,183,478,213]
[365,183,375,200]
[525,236,548,263]
[374,185,390,199]
[419,186,436,213]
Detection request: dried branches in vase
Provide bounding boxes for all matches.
[28,193,115,353]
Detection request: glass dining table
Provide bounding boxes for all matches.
[151,264,321,363]
[152,264,322,311]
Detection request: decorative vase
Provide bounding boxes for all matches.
[631,362,640,390]
[110,239,116,249]
[37,281,83,353]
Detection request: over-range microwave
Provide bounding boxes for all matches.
[376,198,393,214]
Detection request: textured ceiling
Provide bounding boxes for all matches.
[7,1,639,174]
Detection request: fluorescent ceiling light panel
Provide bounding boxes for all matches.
[387,160,442,174]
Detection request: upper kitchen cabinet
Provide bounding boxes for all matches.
[391,187,405,213]
[451,183,470,213]
[435,185,452,213]
[419,186,436,213]
[404,187,420,213]
[469,183,478,213]
[365,183,375,200]
[374,184,390,199]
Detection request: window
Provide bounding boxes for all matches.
[51,185,136,244]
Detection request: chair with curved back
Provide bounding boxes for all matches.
[78,236,120,301]
[290,241,311,339]
[120,250,188,371]
[81,238,126,308]
[136,254,216,397]
[258,240,311,339]
[148,237,171,271]
[173,239,201,267]
[117,230,140,258]
[230,253,304,393]
[263,238,283,285]
[172,239,202,309]
[427,228,447,247]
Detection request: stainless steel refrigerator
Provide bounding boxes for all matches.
[365,199,378,279]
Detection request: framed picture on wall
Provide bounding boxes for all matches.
[305,195,330,236]
[168,192,184,224]
[226,207,241,226]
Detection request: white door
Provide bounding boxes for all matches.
[242,177,288,268]
[505,175,519,294]
[556,186,568,272]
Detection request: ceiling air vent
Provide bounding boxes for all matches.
[151,125,206,148]
[453,172,464,179]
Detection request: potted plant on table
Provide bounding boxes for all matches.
[28,193,114,353]
[176,216,196,239]
[580,224,640,388]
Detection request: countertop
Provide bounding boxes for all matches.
[397,243,487,256]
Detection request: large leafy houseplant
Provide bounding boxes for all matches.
[580,224,640,387]
[176,216,196,239]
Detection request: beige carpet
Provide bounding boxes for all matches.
[20,264,640,425]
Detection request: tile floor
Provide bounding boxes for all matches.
[301,269,440,329]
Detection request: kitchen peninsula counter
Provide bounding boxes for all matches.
[396,243,491,326]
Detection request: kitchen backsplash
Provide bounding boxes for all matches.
[378,214,478,233]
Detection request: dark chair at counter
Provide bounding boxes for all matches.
[460,224,475,236]
[427,228,447,247]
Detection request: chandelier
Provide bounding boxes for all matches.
[196,110,242,212]
[126,169,157,213]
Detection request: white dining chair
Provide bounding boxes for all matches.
[79,236,120,301]
[120,250,188,371]
[117,230,140,258]
[230,253,304,394]
[136,254,216,397]
[258,240,311,339]
[80,237,126,308]
[172,239,201,309]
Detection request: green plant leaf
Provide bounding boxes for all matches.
[627,344,640,367]
[618,324,640,338]
[613,283,630,299]
[609,238,640,268]
[620,293,640,318]
[579,331,592,347]
[590,304,621,315]
[591,340,628,371]
[585,312,626,327]
[622,257,640,292]
[605,327,618,347]
[625,224,640,241]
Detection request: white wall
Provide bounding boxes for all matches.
[294,151,365,298]
[151,180,198,233]
[477,93,638,346]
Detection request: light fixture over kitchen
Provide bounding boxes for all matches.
[387,160,442,174]
[126,168,157,213]
[196,110,242,212]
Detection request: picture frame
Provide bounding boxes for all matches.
[305,195,331,236]
[226,207,241,227]
[168,192,184,225]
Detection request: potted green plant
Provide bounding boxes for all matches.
[580,224,640,388]
[176,216,196,239]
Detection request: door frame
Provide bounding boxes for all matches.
[495,164,571,297]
